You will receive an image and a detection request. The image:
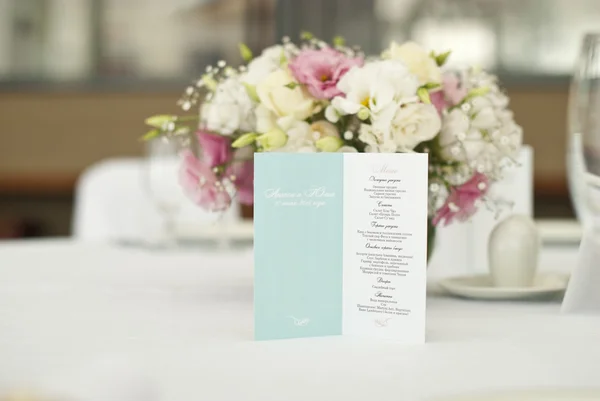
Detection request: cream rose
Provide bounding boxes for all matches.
[388,103,441,151]
[256,69,315,120]
[310,120,339,141]
[382,41,441,85]
[254,104,277,133]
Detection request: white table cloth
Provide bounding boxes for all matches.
[0,240,598,401]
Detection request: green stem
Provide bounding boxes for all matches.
[176,115,199,122]
[427,218,437,264]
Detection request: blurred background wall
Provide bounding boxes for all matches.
[0,0,592,236]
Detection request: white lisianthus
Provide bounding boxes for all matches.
[256,69,315,120]
[201,76,255,135]
[331,60,420,118]
[386,103,441,151]
[382,41,441,85]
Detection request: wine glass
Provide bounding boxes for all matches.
[143,135,188,248]
[568,34,593,224]
[563,33,600,312]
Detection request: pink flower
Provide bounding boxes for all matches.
[443,73,468,106]
[430,90,447,116]
[288,48,363,99]
[197,130,232,168]
[432,173,489,227]
[430,73,469,115]
[179,150,232,212]
[226,146,254,205]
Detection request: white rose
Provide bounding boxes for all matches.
[358,123,398,153]
[382,41,441,85]
[201,77,255,135]
[387,103,441,151]
[256,69,315,120]
[276,119,317,153]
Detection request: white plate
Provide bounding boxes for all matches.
[438,272,569,300]
[537,219,582,244]
[429,389,600,401]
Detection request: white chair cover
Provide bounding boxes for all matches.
[72,158,240,242]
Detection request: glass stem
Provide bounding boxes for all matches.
[162,213,177,248]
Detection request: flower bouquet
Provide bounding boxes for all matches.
[144,33,522,258]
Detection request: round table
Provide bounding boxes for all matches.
[0,240,598,401]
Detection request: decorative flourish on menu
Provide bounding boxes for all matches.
[286,316,310,326]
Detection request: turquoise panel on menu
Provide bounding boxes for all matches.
[254,153,344,340]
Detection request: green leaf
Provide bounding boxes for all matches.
[141,129,161,141]
[316,136,343,152]
[145,115,174,128]
[466,86,490,99]
[333,35,345,47]
[279,49,287,66]
[242,82,259,102]
[427,218,436,262]
[422,82,441,90]
[173,126,191,136]
[284,82,299,90]
[176,115,199,122]
[300,31,314,40]
[232,132,259,148]
[417,87,431,104]
[201,74,218,91]
[435,50,451,66]
[257,128,288,151]
[238,43,253,62]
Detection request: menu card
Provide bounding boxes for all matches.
[254,152,428,342]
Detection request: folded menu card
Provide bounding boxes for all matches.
[254,152,428,342]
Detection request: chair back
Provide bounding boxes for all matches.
[72,158,240,241]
